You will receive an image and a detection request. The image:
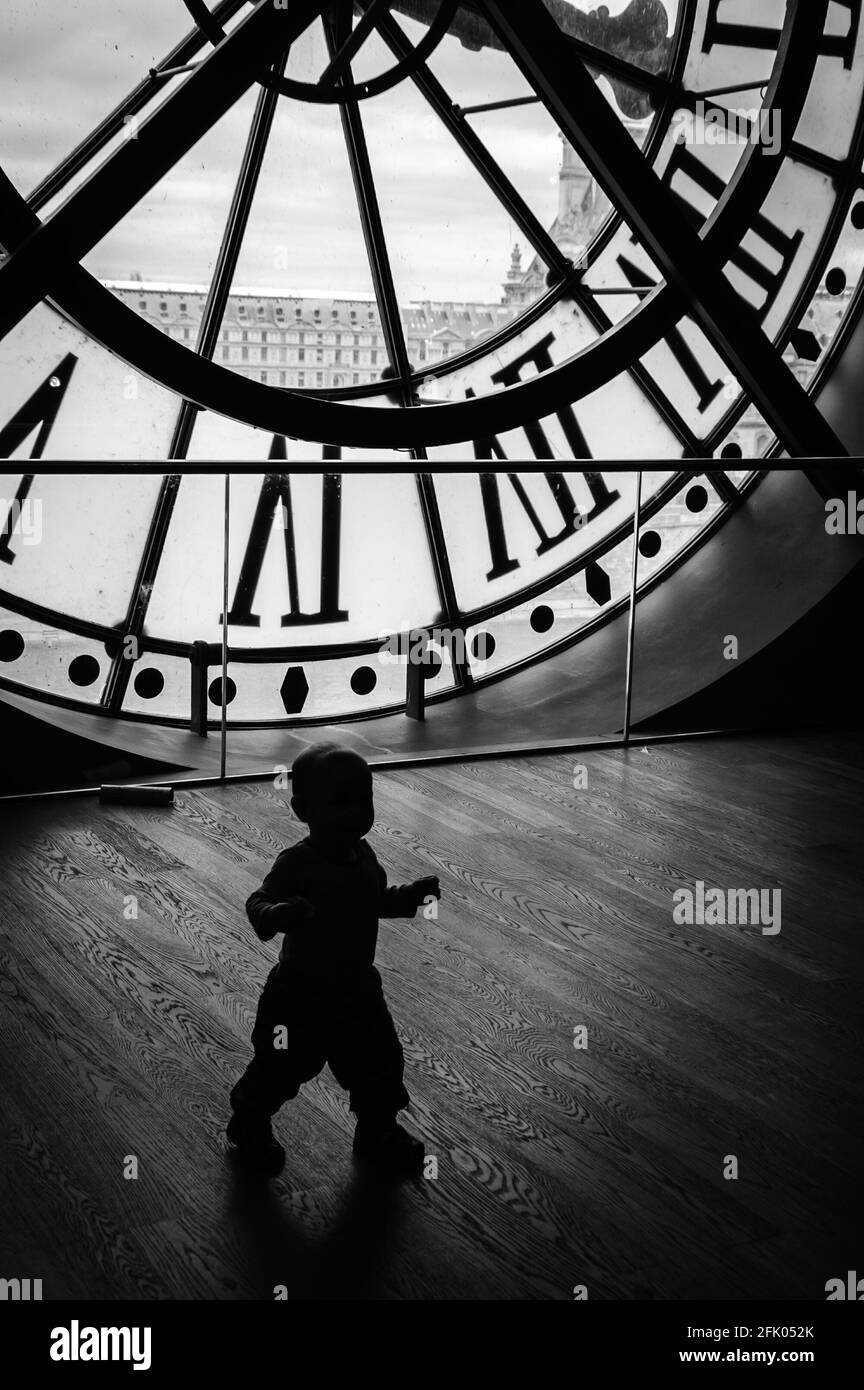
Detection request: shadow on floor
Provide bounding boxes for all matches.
[223,1151,415,1300]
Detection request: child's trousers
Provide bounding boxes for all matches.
[230,964,410,1126]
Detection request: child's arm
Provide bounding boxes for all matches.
[246,851,313,943]
[376,861,441,919]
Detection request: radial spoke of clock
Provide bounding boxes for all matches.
[323,7,414,403]
[323,2,471,690]
[102,52,290,717]
[25,0,250,215]
[481,0,847,459]
[0,0,326,343]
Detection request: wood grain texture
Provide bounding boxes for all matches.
[0,730,861,1300]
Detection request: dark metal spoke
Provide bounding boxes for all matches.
[173,55,288,452]
[459,95,541,117]
[323,8,469,687]
[323,11,413,392]
[103,58,288,716]
[481,0,846,458]
[692,80,775,100]
[706,470,742,504]
[413,473,471,690]
[0,0,325,343]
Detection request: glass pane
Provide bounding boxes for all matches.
[145,476,228,645]
[795,4,864,161]
[0,469,229,795]
[186,410,408,464]
[787,197,864,391]
[0,470,163,628]
[360,48,553,307]
[221,70,378,325]
[0,305,181,459]
[2,0,184,196]
[223,471,441,652]
[683,0,787,96]
[431,469,639,612]
[424,351,684,464]
[87,90,260,306]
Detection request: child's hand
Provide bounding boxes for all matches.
[410,876,440,910]
[273,897,315,931]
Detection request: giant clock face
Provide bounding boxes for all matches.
[0,0,862,738]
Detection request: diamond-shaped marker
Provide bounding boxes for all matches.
[585,561,611,607]
[279,666,309,715]
[790,328,822,362]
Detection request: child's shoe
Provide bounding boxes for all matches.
[352,1121,425,1172]
[226,1110,285,1173]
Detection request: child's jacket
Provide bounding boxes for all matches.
[245,836,416,998]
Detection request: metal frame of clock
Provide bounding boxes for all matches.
[2,0,864,762]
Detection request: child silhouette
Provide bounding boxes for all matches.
[228,743,440,1173]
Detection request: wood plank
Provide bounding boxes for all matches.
[0,730,861,1299]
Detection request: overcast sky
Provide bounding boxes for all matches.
[2,0,675,301]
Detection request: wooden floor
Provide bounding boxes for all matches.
[0,730,862,1301]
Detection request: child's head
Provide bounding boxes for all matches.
[290,743,374,847]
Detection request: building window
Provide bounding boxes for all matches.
[261,330,268,343]
[298,372,305,386]
[241,347,248,361]
[241,330,248,342]
[298,348,305,363]
[261,347,268,362]
[222,346,229,360]
[316,349,324,363]
[353,373,360,384]
[139,299,147,312]
[279,371,286,385]
[371,350,378,365]
[257,305,265,317]
[260,371,267,382]
[159,300,167,313]
[316,372,323,385]
[353,350,360,364]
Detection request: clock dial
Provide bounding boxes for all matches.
[2,1,864,773]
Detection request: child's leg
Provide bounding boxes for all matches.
[230,970,326,1124]
[327,973,418,1162]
